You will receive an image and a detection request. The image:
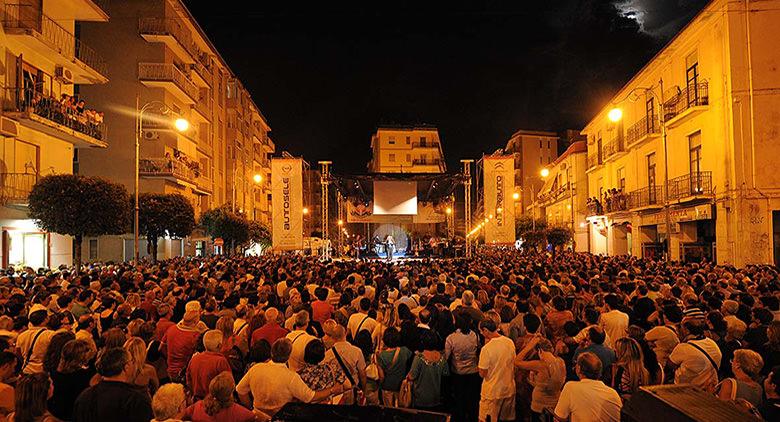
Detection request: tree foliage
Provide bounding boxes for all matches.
[136,193,195,261]
[515,215,547,240]
[547,225,574,257]
[199,204,251,254]
[28,174,130,268]
[248,221,272,250]
[522,229,548,251]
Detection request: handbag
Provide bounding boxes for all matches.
[398,377,413,408]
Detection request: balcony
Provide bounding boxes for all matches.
[628,185,664,209]
[190,61,213,87]
[667,171,713,202]
[663,82,709,128]
[138,18,199,64]
[139,158,196,183]
[2,4,108,83]
[138,63,199,104]
[602,137,625,161]
[586,152,602,169]
[47,0,109,22]
[194,174,212,195]
[2,87,107,147]
[412,158,442,166]
[412,141,440,149]
[626,114,661,147]
[193,94,212,122]
[0,173,37,206]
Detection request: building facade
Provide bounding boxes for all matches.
[503,130,559,217]
[76,0,274,261]
[0,0,110,268]
[537,141,589,251]
[368,125,446,173]
[583,0,780,266]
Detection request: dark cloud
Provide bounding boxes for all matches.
[615,0,710,37]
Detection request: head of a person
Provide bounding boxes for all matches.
[479,318,498,337]
[43,331,75,374]
[552,296,567,312]
[382,326,402,348]
[462,290,475,307]
[303,339,326,365]
[294,310,310,329]
[216,315,235,339]
[732,349,764,381]
[614,337,643,365]
[587,326,607,345]
[765,365,780,398]
[604,294,619,310]
[576,352,603,380]
[0,351,17,380]
[271,338,293,363]
[768,321,780,346]
[265,307,280,325]
[58,339,94,374]
[204,371,236,416]
[203,330,224,353]
[248,339,272,364]
[523,313,542,334]
[14,373,52,422]
[420,329,439,352]
[455,313,472,335]
[183,300,202,323]
[95,347,132,379]
[152,383,186,421]
[28,310,48,327]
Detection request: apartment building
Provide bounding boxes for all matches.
[583,0,780,265]
[503,130,559,217]
[0,0,109,268]
[537,141,589,251]
[368,125,446,173]
[76,0,274,261]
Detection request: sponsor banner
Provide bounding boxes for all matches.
[271,158,303,250]
[347,201,445,224]
[483,156,516,244]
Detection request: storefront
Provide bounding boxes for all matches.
[638,204,714,262]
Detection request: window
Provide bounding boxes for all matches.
[597,137,603,165]
[539,140,542,149]
[645,97,656,132]
[389,153,396,162]
[406,154,411,162]
[388,136,395,145]
[88,239,98,260]
[689,131,703,192]
[686,51,699,105]
[617,167,626,191]
[406,136,411,144]
[647,153,657,203]
[420,136,427,146]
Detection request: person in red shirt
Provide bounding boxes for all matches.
[251,307,288,347]
[311,288,334,324]
[187,330,233,399]
[154,304,175,342]
[138,291,158,321]
[161,301,207,382]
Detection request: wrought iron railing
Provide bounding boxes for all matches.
[602,137,624,160]
[0,173,37,204]
[139,158,196,181]
[138,17,201,59]
[3,86,107,142]
[412,159,441,165]
[626,114,660,145]
[412,141,440,148]
[2,4,108,77]
[587,153,601,169]
[663,82,709,121]
[667,171,713,201]
[138,63,199,102]
[628,185,664,209]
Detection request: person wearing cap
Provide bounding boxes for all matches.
[161,301,207,382]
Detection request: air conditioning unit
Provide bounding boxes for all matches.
[0,117,18,138]
[55,66,74,84]
[143,131,160,140]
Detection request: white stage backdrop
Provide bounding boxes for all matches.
[271,158,303,250]
[483,156,516,244]
[373,181,417,215]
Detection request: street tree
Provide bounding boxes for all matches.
[136,193,195,261]
[547,226,574,257]
[247,220,272,251]
[28,174,130,269]
[515,215,547,240]
[200,204,250,254]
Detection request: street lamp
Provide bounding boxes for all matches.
[302,207,309,215]
[135,100,189,263]
[512,192,520,200]
[253,174,262,184]
[607,108,623,123]
[540,168,550,178]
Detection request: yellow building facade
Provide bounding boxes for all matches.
[583,0,780,266]
[368,125,446,173]
[0,0,109,268]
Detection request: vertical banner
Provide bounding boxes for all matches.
[483,156,516,244]
[272,158,303,250]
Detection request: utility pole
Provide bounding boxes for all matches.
[461,159,473,258]
[318,161,331,259]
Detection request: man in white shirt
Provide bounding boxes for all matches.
[285,310,316,372]
[554,352,622,422]
[16,310,55,374]
[323,324,366,404]
[347,298,377,340]
[478,319,516,422]
[668,320,722,390]
[237,338,341,416]
[599,294,628,348]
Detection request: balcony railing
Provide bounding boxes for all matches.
[139,158,196,181]
[626,114,660,145]
[138,17,201,60]
[138,63,199,102]
[191,61,213,86]
[587,152,601,169]
[2,4,108,77]
[412,141,440,148]
[667,171,713,201]
[0,173,37,205]
[412,159,441,166]
[628,185,664,209]
[663,82,709,121]
[194,94,211,119]
[602,137,624,160]
[3,86,107,142]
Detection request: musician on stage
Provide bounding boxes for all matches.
[385,234,395,261]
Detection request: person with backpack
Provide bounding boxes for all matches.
[285,310,316,372]
[347,298,378,341]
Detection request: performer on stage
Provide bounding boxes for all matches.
[385,234,395,261]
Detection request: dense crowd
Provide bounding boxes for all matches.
[0,250,778,421]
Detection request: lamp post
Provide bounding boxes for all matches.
[252,173,262,221]
[608,78,671,261]
[135,99,189,263]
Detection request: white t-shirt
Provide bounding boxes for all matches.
[669,338,722,389]
[554,379,622,422]
[236,361,315,413]
[599,310,629,348]
[478,335,516,400]
[286,330,316,372]
[347,312,378,339]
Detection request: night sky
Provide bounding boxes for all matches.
[187,0,709,174]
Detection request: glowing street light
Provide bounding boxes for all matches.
[302,207,309,215]
[445,207,452,215]
[540,168,550,178]
[337,219,344,226]
[512,192,520,200]
[608,108,623,122]
[174,117,190,132]
[253,174,262,184]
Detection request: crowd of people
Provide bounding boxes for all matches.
[0,250,777,421]
[20,78,105,141]
[587,188,628,215]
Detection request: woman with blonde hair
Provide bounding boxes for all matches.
[49,340,96,420]
[124,337,159,395]
[183,371,256,421]
[216,315,237,355]
[612,337,651,399]
[716,349,764,407]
